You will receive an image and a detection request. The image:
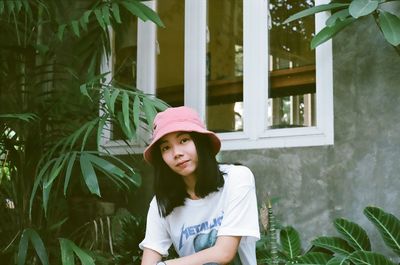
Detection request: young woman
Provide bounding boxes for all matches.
[139,106,260,265]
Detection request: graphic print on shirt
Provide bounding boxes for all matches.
[194,229,218,265]
[178,212,223,250]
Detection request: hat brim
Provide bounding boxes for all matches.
[143,121,221,164]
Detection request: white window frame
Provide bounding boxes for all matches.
[100,0,333,155]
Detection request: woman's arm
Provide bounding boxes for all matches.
[165,235,241,265]
[141,248,162,265]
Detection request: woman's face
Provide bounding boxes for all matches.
[159,132,198,179]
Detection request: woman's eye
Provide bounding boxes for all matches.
[160,146,169,152]
[180,138,190,144]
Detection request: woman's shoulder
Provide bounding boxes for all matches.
[219,164,255,186]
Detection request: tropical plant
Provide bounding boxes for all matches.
[284,0,400,54]
[257,205,400,265]
[0,0,167,264]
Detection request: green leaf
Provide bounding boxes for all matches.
[131,0,165,27]
[0,113,37,121]
[80,153,101,196]
[81,119,98,151]
[378,11,400,46]
[312,236,354,256]
[97,115,108,147]
[112,3,122,23]
[26,229,49,265]
[295,252,332,264]
[80,83,92,101]
[311,17,356,49]
[94,8,106,30]
[59,239,74,265]
[121,1,148,22]
[58,24,67,40]
[116,112,134,139]
[348,250,396,265]
[0,2,4,14]
[132,95,140,132]
[334,218,371,251]
[349,0,379,19]
[71,20,80,37]
[18,229,49,265]
[142,97,157,127]
[326,9,350,27]
[280,226,301,259]
[64,152,77,195]
[284,3,349,24]
[102,5,111,26]
[109,88,120,114]
[122,91,132,136]
[59,238,94,265]
[17,230,29,265]
[84,153,125,177]
[326,256,350,265]
[364,206,400,255]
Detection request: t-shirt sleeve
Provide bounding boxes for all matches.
[218,166,260,240]
[139,197,172,256]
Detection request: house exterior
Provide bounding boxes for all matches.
[102,0,400,249]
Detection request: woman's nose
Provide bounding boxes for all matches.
[173,146,183,159]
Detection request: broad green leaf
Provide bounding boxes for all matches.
[49,217,69,231]
[26,229,49,265]
[102,5,111,26]
[97,115,108,147]
[0,113,37,121]
[71,20,80,37]
[280,226,301,259]
[116,112,134,139]
[284,3,349,24]
[59,238,74,265]
[82,10,91,24]
[81,119,98,151]
[42,176,53,216]
[71,242,95,265]
[0,2,4,14]
[151,97,169,111]
[80,153,101,196]
[311,17,356,49]
[132,0,165,27]
[79,83,92,100]
[15,0,22,13]
[327,256,350,265]
[349,0,379,18]
[121,1,148,22]
[143,97,157,127]
[109,89,120,114]
[58,24,67,40]
[132,95,140,132]
[45,155,66,189]
[364,206,400,255]
[334,218,371,251]
[295,252,332,264]
[112,3,122,23]
[79,13,88,31]
[348,250,396,265]
[312,236,354,256]
[103,88,112,112]
[29,160,52,219]
[6,0,15,13]
[17,230,29,265]
[94,8,106,30]
[326,9,350,27]
[378,11,400,46]
[122,91,132,136]
[85,153,125,177]
[64,151,77,195]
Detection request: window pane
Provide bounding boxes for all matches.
[206,0,244,133]
[268,0,316,129]
[156,0,185,107]
[111,16,137,140]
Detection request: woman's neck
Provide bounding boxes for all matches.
[183,174,199,200]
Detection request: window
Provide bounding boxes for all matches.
[101,0,333,154]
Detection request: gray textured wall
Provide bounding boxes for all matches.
[220,15,400,252]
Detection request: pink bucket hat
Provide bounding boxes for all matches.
[143,106,221,163]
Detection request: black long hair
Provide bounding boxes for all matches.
[152,132,225,217]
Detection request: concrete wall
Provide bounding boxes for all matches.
[220,15,400,252]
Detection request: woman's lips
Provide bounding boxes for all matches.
[176,160,189,167]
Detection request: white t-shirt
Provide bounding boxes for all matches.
[139,164,260,265]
